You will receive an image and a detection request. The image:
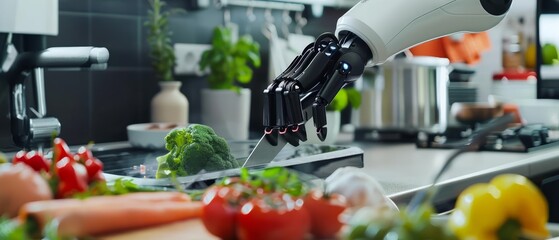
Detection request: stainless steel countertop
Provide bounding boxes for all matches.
[338,136,559,206]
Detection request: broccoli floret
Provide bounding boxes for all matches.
[155,124,240,178]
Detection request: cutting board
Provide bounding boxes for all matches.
[99,219,218,240]
[94,218,559,240]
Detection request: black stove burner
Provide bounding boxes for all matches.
[416,124,559,152]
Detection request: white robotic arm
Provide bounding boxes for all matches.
[261,0,511,148]
[337,0,512,65]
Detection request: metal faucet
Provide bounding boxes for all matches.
[1,45,109,149]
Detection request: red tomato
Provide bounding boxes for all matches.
[201,184,248,240]
[237,193,310,240]
[53,138,74,163]
[55,157,87,198]
[304,189,347,238]
[12,150,28,165]
[84,157,104,183]
[25,151,50,173]
[72,162,89,186]
[76,146,93,163]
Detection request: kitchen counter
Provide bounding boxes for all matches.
[5,133,559,238]
[338,135,559,207]
[100,134,559,238]
[13,131,559,210]
[86,131,559,208]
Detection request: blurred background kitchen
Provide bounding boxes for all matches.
[0,0,551,151]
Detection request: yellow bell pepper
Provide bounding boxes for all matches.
[448,174,549,240]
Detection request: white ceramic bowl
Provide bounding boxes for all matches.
[127,123,183,149]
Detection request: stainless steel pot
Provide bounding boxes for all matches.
[358,57,450,133]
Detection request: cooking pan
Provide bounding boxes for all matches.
[450,102,504,125]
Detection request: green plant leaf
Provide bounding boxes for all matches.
[326,87,362,111]
[346,88,362,109]
[235,59,252,84]
[327,88,349,111]
[0,216,28,239]
[199,25,261,90]
[247,52,261,67]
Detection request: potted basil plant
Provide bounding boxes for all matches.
[199,26,261,140]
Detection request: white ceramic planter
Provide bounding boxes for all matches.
[201,88,251,140]
[150,81,189,125]
[304,111,341,145]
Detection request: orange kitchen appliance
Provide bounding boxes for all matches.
[409,32,492,65]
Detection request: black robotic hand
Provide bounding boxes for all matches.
[263,32,372,146]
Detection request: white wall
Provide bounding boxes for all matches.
[472,0,537,102]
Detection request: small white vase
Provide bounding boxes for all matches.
[304,111,341,145]
[201,88,251,140]
[151,81,189,125]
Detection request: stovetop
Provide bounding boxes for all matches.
[416,124,559,152]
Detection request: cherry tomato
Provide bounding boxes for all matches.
[53,138,74,163]
[201,184,250,240]
[84,157,104,183]
[12,150,28,165]
[55,157,87,198]
[25,151,50,173]
[304,189,347,238]
[72,162,89,186]
[12,150,50,173]
[76,146,93,163]
[237,193,310,240]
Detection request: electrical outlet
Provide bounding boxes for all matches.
[174,43,211,76]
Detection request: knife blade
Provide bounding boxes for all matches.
[242,134,288,168]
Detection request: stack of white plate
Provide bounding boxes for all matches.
[492,79,537,101]
[448,82,478,106]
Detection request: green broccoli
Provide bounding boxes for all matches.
[155,124,240,178]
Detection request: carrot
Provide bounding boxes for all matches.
[19,192,191,225]
[56,201,203,237]
[19,192,203,237]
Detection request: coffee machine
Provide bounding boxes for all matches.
[0,0,109,149]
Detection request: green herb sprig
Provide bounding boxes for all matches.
[145,0,182,81]
[219,167,307,198]
[72,178,158,199]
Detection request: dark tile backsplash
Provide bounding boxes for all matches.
[92,15,140,68]
[0,0,344,151]
[47,13,90,47]
[44,71,92,145]
[90,70,144,142]
[91,0,141,16]
[58,0,90,12]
